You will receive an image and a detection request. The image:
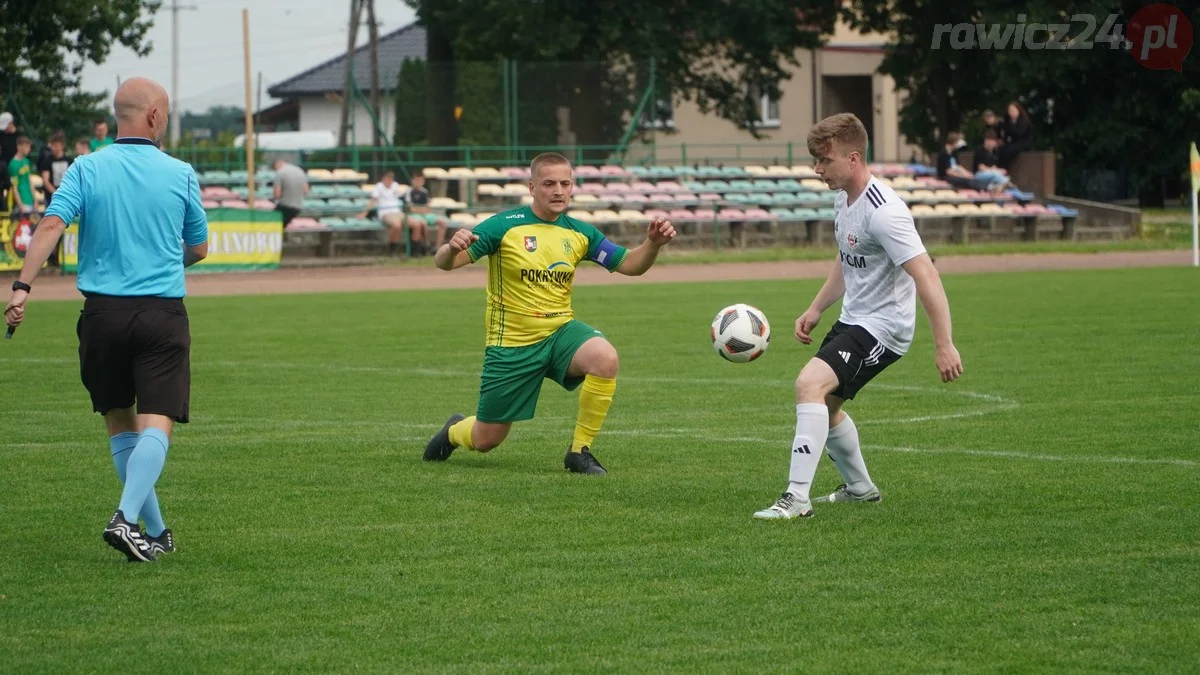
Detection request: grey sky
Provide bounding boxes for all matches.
[79,0,418,114]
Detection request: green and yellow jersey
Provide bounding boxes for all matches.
[467,206,629,347]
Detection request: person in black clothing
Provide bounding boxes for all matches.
[37,132,73,266]
[997,101,1033,170]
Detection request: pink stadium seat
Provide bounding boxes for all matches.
[744,208,773,220]
[698,192,722,202]
[286,217,322,231]
[631,181,657,192]
[202,187,235,199]
[692,208,717,220]
[201,200,221,209]
[599,165,630,177]
[669,208,694,221]
[644,209,670,219]
[717,208,746,220]
[580,182,605,193]
[253,199,276,210]
[220,199,249,209]
[605,182,630,192]
[656,181,684,193]
[501,167,527,178]
[574,165,600,177]
[649,193,675,203]
[621,193,649,204]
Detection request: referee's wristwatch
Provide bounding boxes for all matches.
[12,281,31,293]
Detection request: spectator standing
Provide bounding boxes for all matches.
[0,112,18,207]
[271,158,309,229]
[89,119,114,152]
[998,101,1033,170]
[7,136,35,215]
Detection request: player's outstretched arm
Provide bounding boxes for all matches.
[616,217,677,276]
[902,253,963,382]
[795,256,845,344]
[434,228,478,271]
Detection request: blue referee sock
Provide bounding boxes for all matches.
[116,428,170,528]
[110,432,168,537]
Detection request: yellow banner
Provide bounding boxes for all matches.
[62,219,282,272]
[1191,142,1200,195]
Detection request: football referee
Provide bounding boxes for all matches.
[4,77,209,563]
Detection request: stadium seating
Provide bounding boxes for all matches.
[189,160,1086,247]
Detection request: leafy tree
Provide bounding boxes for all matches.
[406,0,837,155]
[0,0,160,141]
[394,58,428,146]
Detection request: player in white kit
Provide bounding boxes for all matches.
[754,113,964,520]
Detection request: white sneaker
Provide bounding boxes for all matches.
[752,492,813,520]
[813,483,881,504]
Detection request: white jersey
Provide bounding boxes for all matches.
[833,176,927,355]
[371,182,406,215]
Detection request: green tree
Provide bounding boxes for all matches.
[0,0,160,141]
[406,0,837,155]
[841,1,1200,204]
[394,58,428,146]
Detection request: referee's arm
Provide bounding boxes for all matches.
[182,167,209,267]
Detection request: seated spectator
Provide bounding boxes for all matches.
[936,132,976,187]
[998,101,1033,170]
[981,109,1003,140]
[973,130,1013,192]
[359,170,423,256]
[937,132,1006,193]
[402,171,452,251]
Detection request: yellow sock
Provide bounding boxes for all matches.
[572,375,616,452]
[448,416,477,451]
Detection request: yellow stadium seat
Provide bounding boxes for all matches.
[591,209,620,221]
[473,167,502,178]
[332,168,367,181]
[911,204,936,215]
[572,194,598,204]
[767,165,792,176]
[619,209,650,222]
[934,203,958,214]
[744,165,768,175]
[447,167,474,178]
[475,212,496,221]
[801,179,828,191]
[502,183,527,195]
[431,197,466,209]
[956,203,981,214]
[567,210,592,220]
[422,167,449,179]
[894,189,915,201]
[477,184,503,196]
[791,165,819,178]
[520,195,534,204]
[450,212,478,225]
[306,169,333,180]
[934,189,962,202]
[911,189,937,201]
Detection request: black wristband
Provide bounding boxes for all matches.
[12,281,31,293]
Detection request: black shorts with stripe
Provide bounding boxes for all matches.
[77,294,192,423]
[814,321,902,400]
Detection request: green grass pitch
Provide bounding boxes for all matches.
[1,265,1198,672]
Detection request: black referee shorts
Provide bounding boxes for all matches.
[814,321,902,400]
[77,294,192,423]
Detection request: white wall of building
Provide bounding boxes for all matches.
[297,96,398,144]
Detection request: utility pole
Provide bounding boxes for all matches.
[337,0,365,148]
[367,0,380,147]
[170,0,198,147]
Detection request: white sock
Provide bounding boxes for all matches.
[787,403,829,502]
[825,414,874,492]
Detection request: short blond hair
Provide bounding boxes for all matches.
[530,152,571,180]
[806,113,868,159]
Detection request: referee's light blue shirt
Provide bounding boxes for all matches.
[44,137,209,298]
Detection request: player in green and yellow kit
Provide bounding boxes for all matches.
[423,152,677,475]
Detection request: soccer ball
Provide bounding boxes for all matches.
[710,304,771,363]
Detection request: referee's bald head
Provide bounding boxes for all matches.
[113,77,170,144]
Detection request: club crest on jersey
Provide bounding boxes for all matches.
[524,236,538,252]
[846,232,859,248]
